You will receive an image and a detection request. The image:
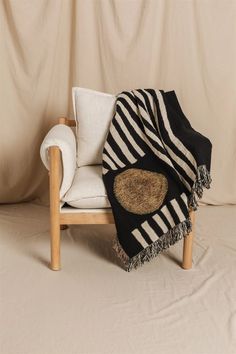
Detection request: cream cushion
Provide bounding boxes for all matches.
[72,87,116,167]
[40,124,77,198]
[62,165,110,209]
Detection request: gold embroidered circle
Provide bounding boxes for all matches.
[113,168,168,215]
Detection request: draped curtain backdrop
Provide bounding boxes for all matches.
[0,0,236,204]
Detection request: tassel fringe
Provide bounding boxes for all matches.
[113,165,212,271]
[189,165,212,210]
[113,218,192,272]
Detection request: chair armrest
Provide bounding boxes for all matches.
[40,124,76,198]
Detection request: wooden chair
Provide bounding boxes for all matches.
[48,117,194,271]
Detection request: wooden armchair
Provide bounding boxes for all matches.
[43,117,194,271]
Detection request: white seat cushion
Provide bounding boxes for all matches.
[62,165,110,209]
[72,87,116,167]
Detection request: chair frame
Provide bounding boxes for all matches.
[48,117,194,271]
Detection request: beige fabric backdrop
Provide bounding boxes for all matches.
[0,0,235,204]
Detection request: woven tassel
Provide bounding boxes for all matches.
[113,218,192,271]
[189,165,212,210]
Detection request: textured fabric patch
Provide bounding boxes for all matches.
[113,168,168,215]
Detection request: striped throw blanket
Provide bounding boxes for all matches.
[102,89,212,271]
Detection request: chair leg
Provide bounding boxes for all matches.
[49,146,61,271]
[182,210,195,270]
[51,219,61,271]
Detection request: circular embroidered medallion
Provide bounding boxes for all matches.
[113,168,168,215]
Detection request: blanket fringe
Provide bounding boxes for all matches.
[189,165,212,210]
[113,165,212,271]
[113,218,192,272]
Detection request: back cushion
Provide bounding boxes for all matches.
[72,87,116,167]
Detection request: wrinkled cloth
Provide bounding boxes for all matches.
[0,0,235,204]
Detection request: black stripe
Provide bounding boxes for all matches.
[119,93,164,141]
[133,91,174,157]
[135,91,195,187]
[118,101,167,156]
[147,89,196,174]
[119,99,163,149]
[178,195,189,217]
[150,214,168,237]
[102,160,111,171]
[119,91,137,107]
[133,94,162,136]
[118,95,169,156]
[158,210,172,229]
[137,89,158,131]
[119,95,192,186]
[139,227,154,245]
[148,217,163,238]
[124,94,186,167]
[119,94,193,188]
[168,157,194,188]
[166,201,180,225]
[103,148,120,169]
[117,97,145,133]
[160,90,212,169]
[143,131,167,156]
[112,119,140,160]
[107,133,130,166]
[116,106,147,153]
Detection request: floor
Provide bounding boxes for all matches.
[0,203,236,354]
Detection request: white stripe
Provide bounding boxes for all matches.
[144,137,191,192]
[136,89,155,114]
[110,123,137,164]
[170,199,186,222]
[142,89,196,186]
[134,90,162,135]
[103,153,117,170]
[118,100,176,167]
[117,101,147,142]
[118,97,192,191]
[119,94,162,146]
[141,221,158,242]
[102,167,109,175]
[155,90,197,171]
[104,142,125,168]
[180,193,188,208]
[160,205,175,227]
[152,214,169,233]
[116,113,145,157]
[134,91,156,126]
[133,92,188,177]
[132,229,149,248]
[142,122,163,147]
[167,148,196,181]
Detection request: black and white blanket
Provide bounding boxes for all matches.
[102,89,212,271]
